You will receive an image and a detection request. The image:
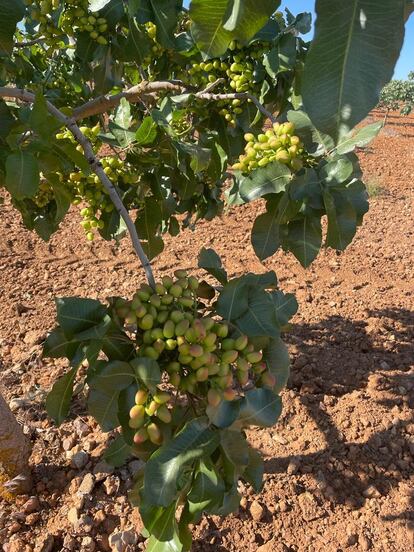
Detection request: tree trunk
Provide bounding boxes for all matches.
[0,391,32,499]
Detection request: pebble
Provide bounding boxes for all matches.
[81,537,95,552]
[9,522,22,534]
[3,539,33,552]
[22,497,40,515]
[359,535,372,550]
[62,535,77,551]
[78,473,95,495]
[70,451,89,469]
[67,507,79,526]
[34,535,54,552]
[249,500,265,521]
[62,436,77,451]
[108,529,139,552]
[363,485,381,499]
[93,461,115,481]
[103,476,120,496]
[287,458,300,475]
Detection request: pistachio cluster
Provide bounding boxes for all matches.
[25,0,108,44]
[115,271,276,447]
[233,122,305,173]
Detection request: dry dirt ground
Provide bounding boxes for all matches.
[0,111,413,552]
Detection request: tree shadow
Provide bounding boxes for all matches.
[264,308,413,521]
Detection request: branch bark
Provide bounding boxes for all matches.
[0,86,156,288]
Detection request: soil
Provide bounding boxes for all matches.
[0,110,413,552]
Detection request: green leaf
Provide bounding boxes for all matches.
[239,387,282,427]
[264,337,290,393]
[216,277,250,320]
[206,399,241,429]
[46,366,78,425]
[146,506,184,552]
[5,151,40,200]
[323,190,357,250]
[55,297,107,337]
[189,0,234,57]
[130,357,161,393]
[88,361,135,431]
[243,446,264,492]
[0,0,25,56]
[0,100,15,139]
[198,247,228,285]
[269,291,298,328]
[98,209,127,241]
[89,0,112,9]
[302,0,406,142]
[146,0,181,49]
[236,287,279,337]
[142,418,220,507]
[334,121,383,155]
[263,34,297,78]
[223,0,281,42]
[30,93,61,140]
[220,429,249,468]
[43,327,79,360]
[320,156,354,185]
[136,116,158,145]
[117,16,151,63]
[104,433,132,467]
[284,216,322,267]
[109,98,135,147]
[239,162,291,202]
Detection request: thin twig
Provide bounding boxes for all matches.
[196,78,225,95]
[14,35,66,48]
[0,86,156,288]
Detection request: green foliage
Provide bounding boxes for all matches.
[378,76,414,115]
[0,1,410,550]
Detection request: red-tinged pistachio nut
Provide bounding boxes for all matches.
[208,364,220,376]
[222,350,239,364]
[135,390,148,405]
[196,367,209,382]
[203,333,217,347]
[223,388,237,401]
[133,427,148,445]
[237,357,250,371]
[136,305,147,319]
[129,404,145,420]
[214,323,229,338]
[252,361,267,374]
[201,318,215,331]
[178,353,193,365]
[189,344,204,358]
[153,339,165,354]
[147,423,163,445]
[185,328,197,343]
[178,343,190,355]
[246,351,263,363]
[207,388,222,407]
[261,372,277,388]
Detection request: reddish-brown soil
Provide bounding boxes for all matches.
[0,111,413,552]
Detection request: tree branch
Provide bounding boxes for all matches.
[72,80,186,121]
[0,86,156,289]
[195,91,277,124]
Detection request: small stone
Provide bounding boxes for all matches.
[103,476,120,496]
[9,522,22,534]
[363,485,381,499]
[34,535,54,552]
[4,539,32,552]
[94,510,106,525]
[70,451,89,469]
[346,534,358,547]
[249,500,264,522]
[67,507,79,526]
[74,419,90,437]
[22,497,40,515]
[74,515,94,535]
[62,535,77,551]
[108,529,138,552]
[78,473,95,495]
[287,458,299,475]
[25,513,40,526]
[359,535,372,550]
[279,499,289,512]
[62,436,77,451]
[81,537,95,552]
[272,433,288,445]
[240,496,248,509]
